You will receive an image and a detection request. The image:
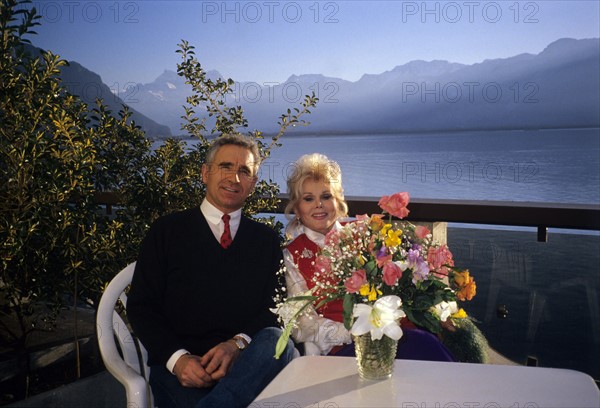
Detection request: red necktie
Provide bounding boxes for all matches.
[220,214,232,249]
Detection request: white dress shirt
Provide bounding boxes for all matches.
[200,199,242,241]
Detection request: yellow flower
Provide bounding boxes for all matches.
[359,284,371,297]
[385,228,402,248]
[359,284,382,301]
[451,308,468,319]
[381,223,392,236]
[368,285,383,301]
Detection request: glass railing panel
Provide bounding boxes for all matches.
[448,225,600,380]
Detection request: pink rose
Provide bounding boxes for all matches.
[378,192,410,219]
[433,265,451,278]
[382,262,402,286]
[314,255,332,274]
[376,254,392,268]
[427,245,454,273]
[344,269,367,293]
[324,229,341,247]
[367,235,377,252]
[415,225,430,239]
[356,214,369,222]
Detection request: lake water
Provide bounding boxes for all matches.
[260,127,600,205]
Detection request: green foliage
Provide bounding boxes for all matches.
[1,0,94,349]
[77,103,151,305]
[0,0,318,356]
[441,318,490,363]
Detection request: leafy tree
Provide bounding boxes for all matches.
[1,0,317,398]
[1,0,93,351]
[0,0,152,392]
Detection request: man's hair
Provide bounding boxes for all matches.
[205,133,261,174]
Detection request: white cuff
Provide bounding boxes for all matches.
[234,333,251,345]
[167,349,190,374]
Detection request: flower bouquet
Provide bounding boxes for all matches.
[273,192,477,378]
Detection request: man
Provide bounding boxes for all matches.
[127,134,294,407]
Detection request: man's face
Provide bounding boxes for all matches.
[202,144,258,213]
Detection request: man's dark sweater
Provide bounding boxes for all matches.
[127,207,282,366]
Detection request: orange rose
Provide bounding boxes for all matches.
[369,214,385,232]
[453,270,472,287]
[454,270,476,301]
[457,280,477,301]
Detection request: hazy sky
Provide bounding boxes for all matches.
[25,1,600,89]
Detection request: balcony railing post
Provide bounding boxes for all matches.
[537,227,548,242]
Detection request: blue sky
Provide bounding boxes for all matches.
[25,1,600,89]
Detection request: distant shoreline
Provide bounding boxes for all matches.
[151,125,599,141]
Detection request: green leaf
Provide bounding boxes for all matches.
[274,322,294,359]
[343,293,355,330]
[365,259,377,277]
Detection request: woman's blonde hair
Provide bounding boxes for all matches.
[284,153,348,235]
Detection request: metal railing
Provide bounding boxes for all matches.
[321,196,600,242]
[96,192,600,240]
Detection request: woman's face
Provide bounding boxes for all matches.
[295,178,339,235]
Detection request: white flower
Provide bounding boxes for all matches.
[433,301,459,322]
[271,290,313,325]
[350,295,406,341]
[395,260,408,271]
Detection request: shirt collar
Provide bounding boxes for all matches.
[200,199,242,227]
[300,221,343,247]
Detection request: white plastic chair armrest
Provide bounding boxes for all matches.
[303,341,322,356]
[97,262,151,407]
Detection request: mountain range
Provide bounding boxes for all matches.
[58,59,173,138]
[43,38,600,136]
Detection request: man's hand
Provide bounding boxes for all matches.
[200,340,241,382]
[173,354,215,388]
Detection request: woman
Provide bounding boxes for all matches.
[283,153,456,361]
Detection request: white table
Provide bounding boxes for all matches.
[252,356,600,408]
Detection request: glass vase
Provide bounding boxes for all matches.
[352,333,398,380]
